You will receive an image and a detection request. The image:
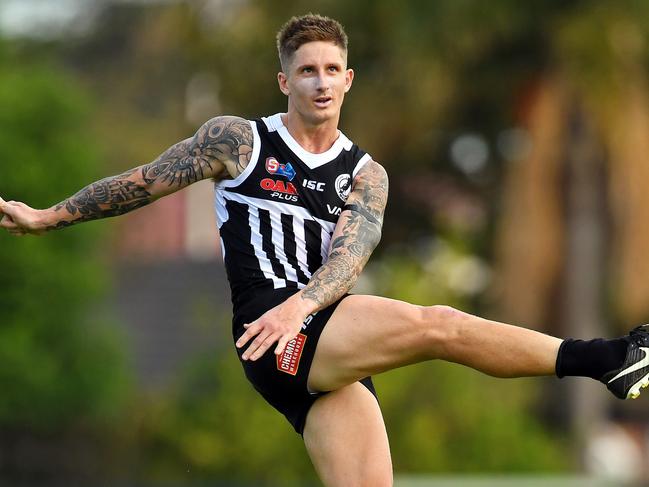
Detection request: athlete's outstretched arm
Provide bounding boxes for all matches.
[237,160,389,361]
[0,116,253,236]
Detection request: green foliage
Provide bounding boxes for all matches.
[377,363,569,473]
[0,58,130,431]
[138,330,318,486]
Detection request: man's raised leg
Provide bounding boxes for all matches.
[303,382,393,487]
[308,295,563,392]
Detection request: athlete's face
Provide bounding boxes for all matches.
[278,41,354,125]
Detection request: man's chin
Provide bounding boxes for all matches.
[306,107,338,124]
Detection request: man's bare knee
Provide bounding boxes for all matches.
[417,304,469,360]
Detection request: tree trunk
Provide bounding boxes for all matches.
[562,98,608,453]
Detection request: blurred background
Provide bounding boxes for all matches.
[2,0,649,485]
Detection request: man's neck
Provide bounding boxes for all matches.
[281,111,340,154]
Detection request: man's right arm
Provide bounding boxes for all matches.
[0,116,253,236]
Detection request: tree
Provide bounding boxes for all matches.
[0,50,129,476]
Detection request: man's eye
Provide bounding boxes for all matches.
[328,66,338,72]
[302,67,313,73]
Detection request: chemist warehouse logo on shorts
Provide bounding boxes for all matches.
[276,333,307,376]
[261,157,299,202]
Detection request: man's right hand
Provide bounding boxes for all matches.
[0,197,49,236]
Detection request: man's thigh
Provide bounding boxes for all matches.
[308,294,431,392]
[303,382,393,487]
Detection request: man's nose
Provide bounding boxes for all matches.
[315,71,329,91]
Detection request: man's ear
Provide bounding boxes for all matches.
[278,71,290,96]
[344,68,354,93]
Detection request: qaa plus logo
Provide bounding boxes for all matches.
[260,178,299,202]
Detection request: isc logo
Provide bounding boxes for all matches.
[303,179,325,192]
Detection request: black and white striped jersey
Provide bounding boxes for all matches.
[214,113,371,310]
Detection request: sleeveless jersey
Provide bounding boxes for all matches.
[214,113,371,312]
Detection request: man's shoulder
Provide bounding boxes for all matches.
[194,116,254,180]
[197,116,254,145]
[201,115,251,130]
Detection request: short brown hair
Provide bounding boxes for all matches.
[276,14,348,70]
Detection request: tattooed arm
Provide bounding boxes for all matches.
[299,160,388,310]
[237,160,389,361]
[0,116,253,236]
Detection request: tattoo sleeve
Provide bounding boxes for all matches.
[300,160,389,308]
[46,116,253,230]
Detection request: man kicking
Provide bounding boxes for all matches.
[2,14,648,487]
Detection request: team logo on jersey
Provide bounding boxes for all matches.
[277,333,307,376]
[265,157,296,181]
[335,173,352,201]
[260,178,299,202]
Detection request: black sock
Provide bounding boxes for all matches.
[555,338,628,380]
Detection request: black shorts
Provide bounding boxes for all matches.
[232,288,377,435]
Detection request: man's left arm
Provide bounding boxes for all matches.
[238,160,388,361]
[300,160,388,309]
